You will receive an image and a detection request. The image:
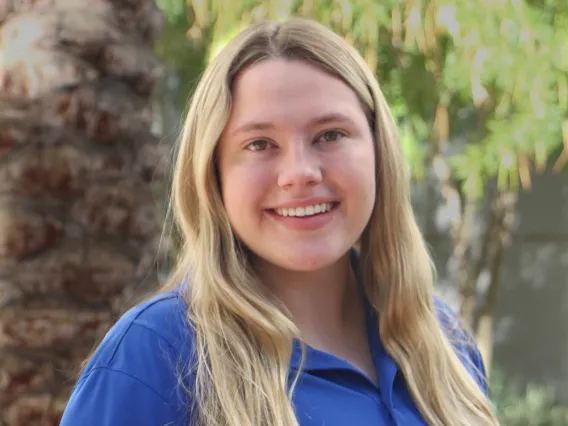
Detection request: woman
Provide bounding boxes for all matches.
[60,18,500,426]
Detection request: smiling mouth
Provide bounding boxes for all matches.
[269,202,339,217]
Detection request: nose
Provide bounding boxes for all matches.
[277,143,322,189]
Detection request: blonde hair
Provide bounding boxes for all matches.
[164,18,500,426]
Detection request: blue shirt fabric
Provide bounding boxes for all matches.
[60,289,488,426]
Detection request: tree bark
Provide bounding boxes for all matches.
[433,154,517,374]
[474,189,517,372]
[0,1,165,424]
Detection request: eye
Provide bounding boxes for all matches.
[246,139,272,152]
[316,130,345,143]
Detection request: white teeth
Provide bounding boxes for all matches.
[275,203,333,217]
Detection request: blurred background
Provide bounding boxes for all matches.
[0,0,566,424]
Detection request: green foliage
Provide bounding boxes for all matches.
[491,369,568,426]
[154,1,209,107]
[156,0,568,200]
[156,0,187,23]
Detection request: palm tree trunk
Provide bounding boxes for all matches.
[0,1,165,424]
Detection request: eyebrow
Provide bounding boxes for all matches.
[229,112,356,137]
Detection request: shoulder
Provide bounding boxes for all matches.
[61,288,196,425]
[86,288,194,373]
[433,296,489,395]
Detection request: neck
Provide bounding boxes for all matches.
[254,252,364,347]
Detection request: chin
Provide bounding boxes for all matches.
[277,250,346,272]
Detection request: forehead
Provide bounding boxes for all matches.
[226,59,366,127]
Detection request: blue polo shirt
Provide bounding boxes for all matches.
[60,289,488,426]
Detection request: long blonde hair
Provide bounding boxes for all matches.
[164,18,499,426]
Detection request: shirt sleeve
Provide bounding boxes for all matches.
[433,297,489,396]
[466,340,489,396]
[59,294,194,426]
[60,367,187,426]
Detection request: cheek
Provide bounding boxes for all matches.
[360,141,377,192]
[336,143,376,200]
[220,163,272,224]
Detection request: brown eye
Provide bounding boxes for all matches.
[317,130,345,143]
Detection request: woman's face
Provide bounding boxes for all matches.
[217,59,376,272]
